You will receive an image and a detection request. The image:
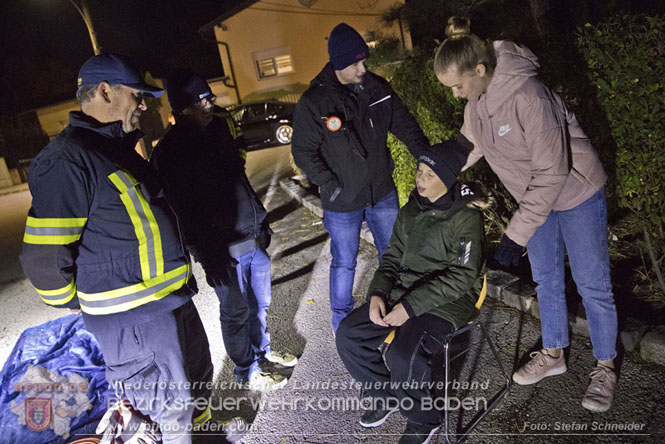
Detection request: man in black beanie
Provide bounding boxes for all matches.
[292,22,429,333]
[151,69,298,392]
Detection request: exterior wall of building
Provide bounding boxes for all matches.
[212,0,409,102]
[36,100,80,141]
[36,78,171,142]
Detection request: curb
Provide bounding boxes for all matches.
[0,183,29,197]
[279,177,665,367]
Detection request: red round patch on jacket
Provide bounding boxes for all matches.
[326,116,342,131]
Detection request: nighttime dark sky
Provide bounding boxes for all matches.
[0,0,244,112]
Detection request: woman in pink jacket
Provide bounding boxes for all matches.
[433,16,618,412]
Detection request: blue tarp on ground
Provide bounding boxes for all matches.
[0,314,112,443]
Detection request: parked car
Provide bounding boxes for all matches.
[225,99,296,150]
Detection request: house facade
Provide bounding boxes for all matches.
[203,0,410,103]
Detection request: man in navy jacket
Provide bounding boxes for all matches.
[20,54,222,443]
[292,23,429,332]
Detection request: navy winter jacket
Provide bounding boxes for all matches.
[292,64,429,212]
[20,112,195,321]
[151,116,268,262]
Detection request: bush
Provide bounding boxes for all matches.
[387,55,464,204]
[578,14,665,295]
[387,55,517,233]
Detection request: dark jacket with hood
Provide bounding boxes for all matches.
[20,111,195,326]
[292,63,429,212]
[367,183,488,329]
[151,115,269,264]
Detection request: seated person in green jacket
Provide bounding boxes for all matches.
[335,140,489,444]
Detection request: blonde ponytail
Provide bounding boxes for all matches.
[434,16,496,76]
[445,16,471,40]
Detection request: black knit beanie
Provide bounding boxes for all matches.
[328,23,369,70]
[417,141,470,189]
[166,69,214,114]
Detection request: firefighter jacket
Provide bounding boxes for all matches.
[367,183,487,329]
[150,116,269,264]
[292,63,429,212]
[20,111,195,318]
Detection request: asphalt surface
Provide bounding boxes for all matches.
[200,183,664,444]
[1,168,664,443]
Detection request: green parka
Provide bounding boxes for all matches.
[367,183,486,329]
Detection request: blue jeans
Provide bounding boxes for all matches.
[323,191,399,331]
[214,247,272,381]
[527,187,617,361]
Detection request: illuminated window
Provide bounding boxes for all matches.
[253,47,294,80]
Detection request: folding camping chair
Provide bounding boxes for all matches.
[381,275,511,444]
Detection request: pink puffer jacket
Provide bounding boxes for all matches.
[461,40,606,246]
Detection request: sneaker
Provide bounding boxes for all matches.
[265,350,298,367]
[512,349,567,385]
[248,371,288,391]
[359,406,399,428]
[195,417,248,444]
[398,422,440,444]
[582,364,617,412]
[221,416,248,443]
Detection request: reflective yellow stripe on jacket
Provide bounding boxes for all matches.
[108,170,164,281]
[78,264,191,315]
[36,280,77,306]
[192,404,212,430]
[70,170,189,315]
[23,217,87,245]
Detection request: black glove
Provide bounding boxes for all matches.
[495,234,524,268]
[201,254,239,288]
[257,229,272,251]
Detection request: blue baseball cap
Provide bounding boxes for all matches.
[77,53,164,98]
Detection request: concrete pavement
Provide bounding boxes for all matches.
[2,175,665,443]
[214,181,665,444]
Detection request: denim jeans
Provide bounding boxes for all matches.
[214,247,272,381]
[323,191,399,331]
[527,187,617,361]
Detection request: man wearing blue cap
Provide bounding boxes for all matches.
[151,69,297,391]
[292,23,429,333]
[19,54,243,443]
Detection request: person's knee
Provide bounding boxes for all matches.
[335,319,353,350]
[219,306,249,324]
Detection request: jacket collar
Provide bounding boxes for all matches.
[312,62,373,96]
[69,111,144,145]
[411,182,485,215]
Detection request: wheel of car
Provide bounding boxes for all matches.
[275,124,293,144]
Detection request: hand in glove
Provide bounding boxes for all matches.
[257,227,273,251]
[202,255,239,288]
[494,234,524,268]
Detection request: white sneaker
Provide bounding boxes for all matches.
[265,350,298,367]
[248,371,288,391]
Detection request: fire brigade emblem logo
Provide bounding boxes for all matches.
[326,116,342,131]
[25,397,52,432]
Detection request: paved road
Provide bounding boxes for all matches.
[0,143,293,366]
[1,147,664,443]
[209,187,665,444]
[0,184,30,285]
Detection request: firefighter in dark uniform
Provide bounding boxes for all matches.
[19,54,236,443]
